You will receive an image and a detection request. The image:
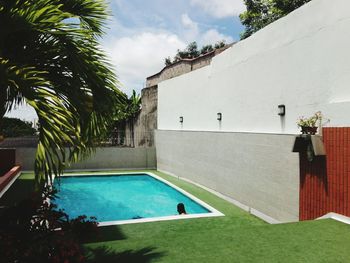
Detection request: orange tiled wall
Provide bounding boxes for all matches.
[299,127,350,220]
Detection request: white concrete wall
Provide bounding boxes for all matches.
[16,147,156,171]
[158,0,350,134]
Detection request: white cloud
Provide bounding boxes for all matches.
[104,32,186,95]
[181,13,197,30]
[180,14,235,45]
[103,14,235,96]
[181,13,199,42]
[190,0,246,18]
[200,29,234,45]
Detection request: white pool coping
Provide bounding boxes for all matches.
[317,212,350,225]
[57,171,224,226]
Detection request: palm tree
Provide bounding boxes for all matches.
[127,90,141,147]
[0,0,123,185]
[109,90,141,147]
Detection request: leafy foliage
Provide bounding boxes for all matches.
[0,0,123,184]
[1,117,37,137]
[240,0,311,39]
[0,186,98,263]
[214,40,226,49]
[200,44,214,55]
[113,90,141,122]
[106,90,141,146]
[297,111,322,127]
[164,57,172,66]
[165,40,227,66]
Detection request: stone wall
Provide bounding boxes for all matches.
[122,85,158,147]
[146,45,232,88]
[133,85,158,147]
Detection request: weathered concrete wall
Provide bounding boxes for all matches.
[16,147,156,171]
[146,45,232,87]
[155,130,299,223]
[134,86,158,147]
[146,61,192,88]
[122,86,158,147]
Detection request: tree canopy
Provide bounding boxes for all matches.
[165,40,226,66]
[113,90,141,122]
[0,0,123,184]
[0,117,37,137]
[240,0,312,39]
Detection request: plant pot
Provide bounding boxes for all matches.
[301,126,318,135]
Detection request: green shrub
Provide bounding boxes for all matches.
[1,117,37,137]
[0,186,98,263]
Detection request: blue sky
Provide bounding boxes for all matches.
[6,0,246,121]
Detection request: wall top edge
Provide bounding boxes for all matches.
[156,129,298,136]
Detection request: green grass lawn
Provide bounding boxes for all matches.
[2,170,350,262]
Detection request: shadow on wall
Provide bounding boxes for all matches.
[299,153,329,221]
[300,154,328,192]
[85,246,165,263]
[298,127,350,220]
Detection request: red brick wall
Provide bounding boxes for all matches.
[299,127,350,220]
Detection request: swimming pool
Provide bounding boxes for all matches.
[53,172,223,225]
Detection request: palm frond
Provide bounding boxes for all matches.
[0,0,122,185]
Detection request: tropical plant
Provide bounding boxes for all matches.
[1,117,37,137]
[297,111,322,127]
[0,186,98,262]
[113,90,141,123]
[240,0,311,39]
[0,0,123,185]
[109,90,141,147]
[127,90,141,147]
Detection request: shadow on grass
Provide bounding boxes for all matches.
[85,246,165,263]
[84,225,127,243]
[1,175,165,262]
[0,177,35,207]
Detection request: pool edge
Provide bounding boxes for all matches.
[58,171,225,226]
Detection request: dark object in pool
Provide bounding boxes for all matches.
[132,215,143,219]
[177,203,187,215]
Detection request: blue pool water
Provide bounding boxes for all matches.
[53,174,210,222]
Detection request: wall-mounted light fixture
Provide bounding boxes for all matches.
[179,116,183,123]
[278,105,286,116]
[217,112,222,121]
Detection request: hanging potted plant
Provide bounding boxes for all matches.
[297,111,322,135]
